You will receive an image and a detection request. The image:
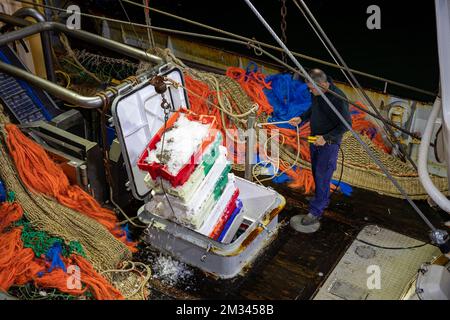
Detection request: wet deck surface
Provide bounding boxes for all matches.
[134,180,448,300]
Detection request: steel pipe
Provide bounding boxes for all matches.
[0,15,162,108]
[417,97,450,212]
[9,8,57,83]
[0,60,103,108]
[0,19,162,64]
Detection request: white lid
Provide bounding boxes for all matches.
[111,67,188,199]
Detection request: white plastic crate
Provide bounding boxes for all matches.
[144,133,224,201]
[197,174,237,236]
[144,151,231,229]
[219,201,245,244]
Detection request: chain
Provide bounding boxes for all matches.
[158,91,176,218]
[280,0,288,63]
[161,96,171,121]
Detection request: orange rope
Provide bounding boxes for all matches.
[0,201,23,232]
[71,255,124,300]
[226,67,273,115]
[185,74,224,130]
[0,227,37,291]
[184,74,246,163]
[31,255,124,299]
[0,201,124,299]
[31,263,86,296]
[350,103,392,153]
[4,124,136,252]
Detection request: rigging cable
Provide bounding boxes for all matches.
[280,0,288,64]
[291,0,418,171]
[5,0,427,142]
[118,0,436,98]
[117,0,158,66]
[243,0,449,252]
[143,0,156,49]
[292,0,361,97]
[118,0,145,49]
[12,0,432,97]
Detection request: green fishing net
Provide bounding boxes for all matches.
[14,220,86,258]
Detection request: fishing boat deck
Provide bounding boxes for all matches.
[135,178,447,300]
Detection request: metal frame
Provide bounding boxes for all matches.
[9,8,56,83]
[418,0,450,214]
[0,8,56,83]
[0,16,163,108]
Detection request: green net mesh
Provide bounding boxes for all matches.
[60,49,138,84]
[14,220,86,258]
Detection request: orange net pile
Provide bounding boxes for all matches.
[0,201,124,299]
[184,74,226,130]
[4,124,136,252]
[225,67,273,115]
[350,103,392,154]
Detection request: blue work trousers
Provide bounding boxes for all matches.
[309,143,339,217]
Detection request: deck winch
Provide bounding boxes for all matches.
[112,65,285,278]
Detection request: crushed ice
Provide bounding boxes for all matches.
[151,254,194,287]
[146,113,210,175]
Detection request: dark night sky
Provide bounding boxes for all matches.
[90,0,439,101]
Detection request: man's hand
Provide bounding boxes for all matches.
[288,117,302,127]
[313,135,326,146]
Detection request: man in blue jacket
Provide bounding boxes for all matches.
[289,69,352,229]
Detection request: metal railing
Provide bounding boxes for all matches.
[0,17,162,108]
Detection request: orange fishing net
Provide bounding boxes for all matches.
[0,201,124,299]
[4,124,136,252]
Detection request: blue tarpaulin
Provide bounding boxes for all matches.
[271,165,297,184]
[264,73,311,129]
[272,172,293,184]
[331,180,353,196]
[0,179,6,203]
[46,242,67,273]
